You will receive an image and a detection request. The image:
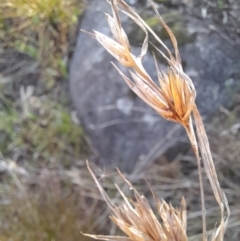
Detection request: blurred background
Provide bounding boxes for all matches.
[0,0,239,240]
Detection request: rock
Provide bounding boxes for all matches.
[69,0,240,173]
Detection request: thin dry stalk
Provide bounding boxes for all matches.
[193,106,230,241]
[184,119,206,239]
[84,0,230,240]
[85,161,188,241]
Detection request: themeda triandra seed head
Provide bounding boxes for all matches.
[156,64,196,124]
[85,161,188,241]
[84,0,196,127]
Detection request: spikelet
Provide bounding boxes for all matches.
[84,161,188,241]
[84,0,196,126]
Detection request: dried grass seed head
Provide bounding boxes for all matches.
[85,161,188,241]
[86,0,196,126]
[158,67,196,123]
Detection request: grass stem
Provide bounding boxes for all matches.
[185,121,206,241]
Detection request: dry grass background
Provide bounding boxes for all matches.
[0,113,239,241]
[0,0,239,240]
[0,0,83,78]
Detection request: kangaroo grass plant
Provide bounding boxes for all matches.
[84,0,230,240]
[85,160,188,241]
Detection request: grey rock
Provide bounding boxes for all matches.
[70,0,240,172]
